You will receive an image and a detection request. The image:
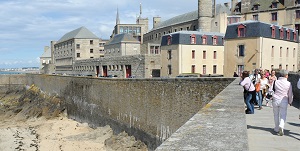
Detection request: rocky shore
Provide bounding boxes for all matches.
[0,85,147,151]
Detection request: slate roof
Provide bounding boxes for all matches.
[152,10,198,31]
[224,20,298,42]
[161,31,224,46]
[105,33,140,45]
[216,4,231,15]
[57,26,98,43]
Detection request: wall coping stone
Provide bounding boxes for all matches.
[156,78,248,150]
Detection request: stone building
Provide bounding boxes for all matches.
[111,4,148,44]
[39,46,54,74]
[161,31,224,77]
[224,20,298,77]
[52,26,107,75]
[232,0,300,31]
[73,33,160,78]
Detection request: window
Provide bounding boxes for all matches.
[253,4,259,10]
[279,64,282,69]
[203,65,206,74]
[167,36,172,45]
[286,47,289,57]
[174,29,177,32]
[203,51,206,59]
[294,31,297,41]
[202,35,207,44]
[238,24,246,37]
[238,65,244,76]
[296,10,300,19]
[90,57,94,58]
[271,25,276,38]
[191,65,195,73]
[213,65,217,74]
[168,65,172,75]
[286,65,288,70]
[90,49,93,53]
[192,50,195,59]
[280,28,284,39]
[297,0,300,5]
[168,49,172,59]
[155,46,159,54]
[76,44,80,49]
[212,36,218,45]
[90,40,93,45]
[150,46,154,54]
[238,45,245,57]
[293,65,295,71]
[213,51,217,59]
[186,27,189,30]
[272,2,278,9]
[253,14,258,21]
[191,34,196,44]
[293,48,296,58]
[271,46,274,57]
[280,47,282,57]
[77,53,80,57]
[272,12,277,21]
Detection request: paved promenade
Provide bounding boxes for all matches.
[247,104,300,151]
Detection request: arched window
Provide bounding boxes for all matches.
[238,24,246,37]
[212,35,218,45]
[286,29,290,40]
[202,35,207,44]
[190,34,196,44]
[167,35,172,45]
[280,27,284,39]
[271,25,276,38]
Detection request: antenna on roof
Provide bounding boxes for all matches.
[139,3,142,17]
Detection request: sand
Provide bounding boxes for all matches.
[0,85,148,151]
[0,112,111,151]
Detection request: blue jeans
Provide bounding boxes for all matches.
[257,91,262,107]
[244,91,255,114]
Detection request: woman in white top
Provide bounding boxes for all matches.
[259,73,269,109]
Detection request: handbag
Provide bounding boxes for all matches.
[255,83,260,92]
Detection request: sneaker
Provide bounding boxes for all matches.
[278,127,284,136]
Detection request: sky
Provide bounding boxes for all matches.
[0,0,229,69]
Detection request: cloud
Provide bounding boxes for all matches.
[0,0,228,68]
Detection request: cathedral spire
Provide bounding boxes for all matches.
[116,7,120,25]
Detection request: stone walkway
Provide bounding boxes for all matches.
[246,104,300,151]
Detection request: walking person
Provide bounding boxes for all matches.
[240,71,256,114]
[259,72,268,109]
[250,69,261,105]
[272,70,293,136]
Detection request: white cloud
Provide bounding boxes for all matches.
[0,0,228,68]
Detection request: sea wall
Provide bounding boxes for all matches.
[0,74,233,149]
[0,73,299,150]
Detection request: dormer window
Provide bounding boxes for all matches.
[296,0,300,5]
[286,29,290,40]
[280,27,284,39]
[190,34,196,44]
[271,25,276,38]
[167,35,172,45]
[202,35,207,44]
[294,31,297,41]
[253,3,260,11]
[271,0,279,9]
[238,24,246,37]
[212,35,218,45]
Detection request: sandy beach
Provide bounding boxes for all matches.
[0,85,147,151]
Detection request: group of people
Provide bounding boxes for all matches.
[239,68,299,136]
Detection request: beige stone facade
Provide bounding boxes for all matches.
[224,37,298,77]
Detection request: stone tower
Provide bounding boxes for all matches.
[198,0,213,32]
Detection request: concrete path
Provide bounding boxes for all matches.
[246,104,300,151]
